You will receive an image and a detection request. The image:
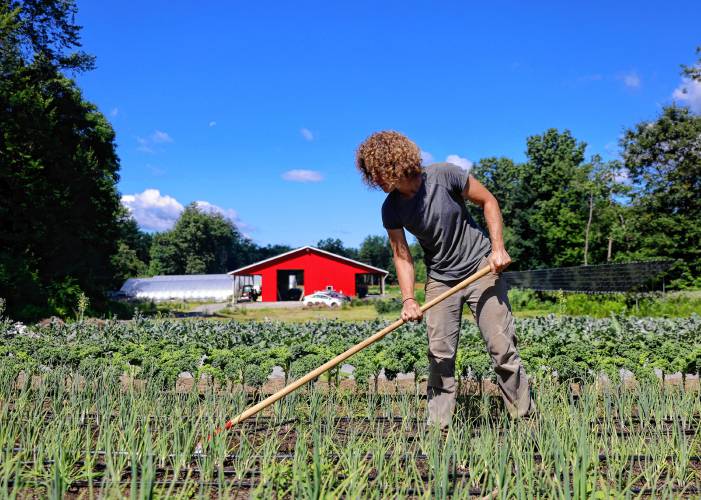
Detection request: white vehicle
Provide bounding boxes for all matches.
[303,292,343,308]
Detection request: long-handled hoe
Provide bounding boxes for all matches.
[195,265,492,454]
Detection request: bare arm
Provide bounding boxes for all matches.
[387,228,423,322]
[462,174,512,273]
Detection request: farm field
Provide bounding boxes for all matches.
[2,370,701,498]
[3,0,701,498]
[1,313,701,497]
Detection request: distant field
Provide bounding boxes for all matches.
[217,304,396,322]
[212,303,549,322]
[184,284,701,322]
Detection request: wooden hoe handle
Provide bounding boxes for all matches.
[221,265,492,429]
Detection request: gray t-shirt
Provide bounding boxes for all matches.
[382,163,492,281]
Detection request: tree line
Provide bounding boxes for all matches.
[1,1,699,321]
[470,113,700,289]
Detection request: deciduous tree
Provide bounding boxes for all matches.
[1,0,122,320]
[620,106,701,287]
[149,204,236,275]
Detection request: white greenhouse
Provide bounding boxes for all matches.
[119,274,234,301]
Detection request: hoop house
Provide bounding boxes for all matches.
[119,274,234,301]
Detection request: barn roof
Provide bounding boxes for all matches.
[228,246,389,276]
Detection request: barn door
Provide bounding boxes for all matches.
[276,270,304,301]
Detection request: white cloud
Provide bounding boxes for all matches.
[619,71,641,89]
[122,189,249,233]
[673,77,701,113]
[110,107,119,117]
[300,128,314,141]
[151,130,173,143]
[136,137,154,153]
[446,154,473,172]
[209,121,217,127]
[136,130,174,153]
[282,169,323,182]
[121,189,184,231]
[420,150,434,165]
[195,200,252,235]
[195,200,239,223]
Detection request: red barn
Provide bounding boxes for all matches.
[229,246,388,302]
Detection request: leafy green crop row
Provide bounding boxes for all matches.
[2,313,700,391]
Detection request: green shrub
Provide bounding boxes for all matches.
[47,277,84,319]
[507,289,541,309]
[507,288,701,317]
[374,298,402,314]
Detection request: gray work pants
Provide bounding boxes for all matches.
[424,254,534,426]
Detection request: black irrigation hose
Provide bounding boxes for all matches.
[8,410,701,429]
[6,477,701,496]
[7,479,259,490]
[6,446,701,466]
[5,414,427,424]
[9,413,701,438]
[629,486,700,495]
[320,424,701,438]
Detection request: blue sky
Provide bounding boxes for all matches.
[75,0,701,248]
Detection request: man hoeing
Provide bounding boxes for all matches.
[355,130,535,427]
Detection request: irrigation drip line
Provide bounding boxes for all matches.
[6,476,700,497]
[16,417,689,440]
[319,422,701,438]
[629,486,700,495]
[8,390,701,416]
[6,479,257,490]
[5,413,426,424]
[4,387,441,402]
[6,447,701,467]
[9,413,701,431]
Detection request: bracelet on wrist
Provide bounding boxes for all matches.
[402,297,417,304]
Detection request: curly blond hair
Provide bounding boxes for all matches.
[355,131,423,189]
